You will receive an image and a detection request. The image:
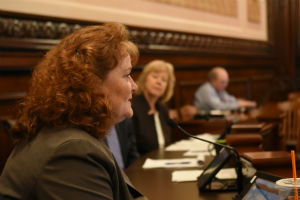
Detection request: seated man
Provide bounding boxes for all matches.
[194,66,256,112]
[106,118,140,169]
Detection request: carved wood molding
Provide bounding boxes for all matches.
[131,29,272,56]
[0,13,273,57]
[0,17,82,39]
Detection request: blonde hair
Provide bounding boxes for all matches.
[136,60,175,103]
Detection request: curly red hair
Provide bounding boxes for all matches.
[11,22,139,142]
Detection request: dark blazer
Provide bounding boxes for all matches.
[0,127,143,200]
[114,118,140,168]
[132,95,171,155]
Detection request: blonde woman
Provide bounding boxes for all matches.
[132,60,175,155]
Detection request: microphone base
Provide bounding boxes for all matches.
[197,148,244,193]
[198,178,239,192]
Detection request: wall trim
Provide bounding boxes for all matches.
[0,2,274,57]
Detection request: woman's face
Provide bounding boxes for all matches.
[101,53,138,123]
[144,70,169,100]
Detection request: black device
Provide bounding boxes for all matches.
[235,171,282,200]
[197,147,237,192]
[167,119,243,193]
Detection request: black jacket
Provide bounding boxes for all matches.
[132,95,171,155]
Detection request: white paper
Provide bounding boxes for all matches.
[171,168,237,182]
[172,170,203,182]
[183,150,216,157]
[165,133,218,152]
[142,158,199,169]
[197,152,217,162]
[215,168,237,179]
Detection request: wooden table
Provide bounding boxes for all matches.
[242,151,300,178]
[127,101,292,200]
[125,148,295,200]
[125,149,237,200]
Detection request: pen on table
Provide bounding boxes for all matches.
[165,161,191,165]
[291,150,298,200]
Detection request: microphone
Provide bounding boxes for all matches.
[167,118,243,193]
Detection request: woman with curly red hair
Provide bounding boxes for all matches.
[0,22,145,200]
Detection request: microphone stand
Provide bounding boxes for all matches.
[168,119,244,193]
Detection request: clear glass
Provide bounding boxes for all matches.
[276,178,300,200]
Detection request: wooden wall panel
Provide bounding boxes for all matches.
[296,0,300,90]
[0,0,299,118]
[0,52,37,118]
[170,69,274,109]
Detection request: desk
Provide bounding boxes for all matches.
[242,151,299,178]
[125,149,295,200]
[230,123,265,133]
[249,102,285,123]
[125,149,237,200]
[172,101,284,143]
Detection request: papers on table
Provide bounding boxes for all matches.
[142,133,227,183]
[183,150,216,159]
[142,133,219,170]
[171,168,237,182]
[196,151,216,161]
[215,168,237,179]
[142,158,199,169]
[172,170,202,182]
[165,133,218,152]
[165,133,217,163]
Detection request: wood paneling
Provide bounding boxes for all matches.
[172,72,274,108]
[0,0,299,118]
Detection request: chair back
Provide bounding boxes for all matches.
[280,98,300,153]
